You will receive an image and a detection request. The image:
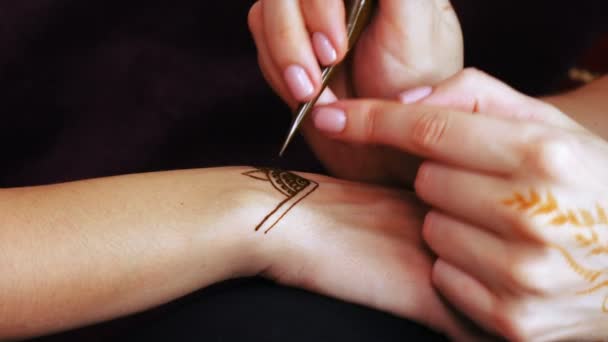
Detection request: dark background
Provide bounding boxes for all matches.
[0,0,603,340]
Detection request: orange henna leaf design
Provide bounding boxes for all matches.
[504,190,608,313]
[589,245,608,256]
[551,214,570,226]
[504,189,553,214]
[597,205,608,225]
[503,190,541,211]
[523,189,541,210]
[578,280,608,295]
[502,192,524,207]
[576,234,591,247]
[567,210,582,227]
[551,244,602,283]
[576,229,599,248]
[533,191,558,216]
[581,209,596,227]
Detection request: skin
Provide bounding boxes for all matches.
[312,68,608,341]
[248,0,463,186]
[544,76,608,140]
[0,167,481,341]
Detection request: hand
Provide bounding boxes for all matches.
[248,0,463,186]
[310,69,608,340]
[249,170,485,341]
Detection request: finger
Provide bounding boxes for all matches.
[300,0,348,66]
[423,211,511,293]
[249,2,296,108]
[415,161,544,239]
[262,0,321,102]
[352,0,462,98]
[423,211,572,299]
[432,260,500,337]
[312,99,547,176]
[398,68,579,129]
[250,2,339,111]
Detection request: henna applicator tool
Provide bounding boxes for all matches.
[278,0,376,157]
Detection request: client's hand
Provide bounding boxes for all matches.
[246,168,482,341]
[309,69,608,341]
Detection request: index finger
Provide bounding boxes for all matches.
[312,100,545,175]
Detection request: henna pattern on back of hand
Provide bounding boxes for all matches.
[504,189,608,313]
[243,167,319,234]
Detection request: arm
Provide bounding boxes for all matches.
[544,75,608,138]
[1,166,480,341]
[0,167,272,340]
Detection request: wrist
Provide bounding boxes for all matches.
[223,168,327,283]
[194,166,317,281]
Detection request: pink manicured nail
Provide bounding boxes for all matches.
[312,32,337,66]
[284,65,315,101]
[313,107,346,133]
[399,86,433,104]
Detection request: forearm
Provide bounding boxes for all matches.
[544,75,608,139]
[0,167,271,340]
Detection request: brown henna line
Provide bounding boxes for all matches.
[243,167,319,234]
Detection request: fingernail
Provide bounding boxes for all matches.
[313,107,346,133]
[312,32,337,66]
[284,65,315,101]
[399,86,433,104]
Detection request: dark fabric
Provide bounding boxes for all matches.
[0,0,320,188]
[34,279,447,341]
[3,0,605,341]
[454,0,608,96]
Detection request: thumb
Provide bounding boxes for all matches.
[352,0,462,98]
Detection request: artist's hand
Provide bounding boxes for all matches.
[250,172,484,341]
[310,69,608,341]
[248,0,463,186]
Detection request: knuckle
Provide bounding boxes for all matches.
[522,134,573,181]
[411,111,449,152]
[498,243,563,298]
[493,310,529,342]
[460,67,485,79]
[362,103,381,142]
[455,67,491,88]
[505,252,550,296]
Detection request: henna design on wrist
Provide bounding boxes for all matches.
[504,189,608,313]
[243,167,319,234]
